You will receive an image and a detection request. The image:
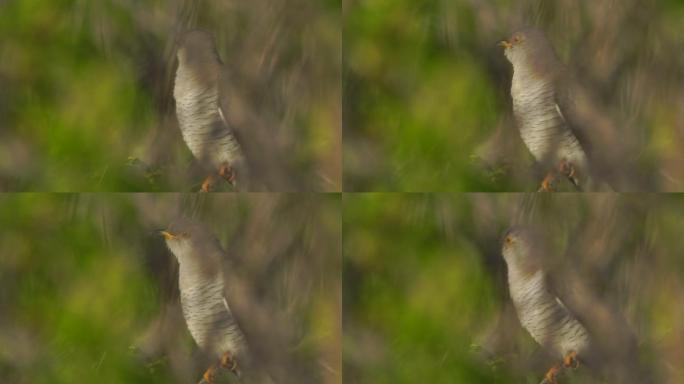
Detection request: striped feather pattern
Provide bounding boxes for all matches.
[508,268,590,357]
[511,71,587,169]
[174,67,243,168]
[180,277,247,357]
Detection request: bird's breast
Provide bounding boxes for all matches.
[511,74,582,164]
[174,70,243,167]
[508,270,590,356]
[179,277,246,357]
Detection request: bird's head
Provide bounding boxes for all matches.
[501,226,538,269]
[176,29,221,68]
[161,220,193,260]
[499,28,558,72]
[161,218,221,265]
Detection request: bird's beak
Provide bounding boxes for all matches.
[160,230,178,240]
[499,39,512,49]
[503,235,515,247]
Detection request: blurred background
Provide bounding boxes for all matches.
[0,193,341,383]
[0,0,341,191]
[344,0,684,191]
[344,193,684,383]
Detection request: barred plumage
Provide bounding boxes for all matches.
[511,58,588,173]
[180,277,246,357]
[502,28,598,190]
[173,30,247,190]
[502,227,591,360]
[162,218,250,382]
[174,66,243,168]
[507,269,590,357]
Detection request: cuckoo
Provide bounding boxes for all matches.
[502,227,591,384]
[162,218,250,383]
[174,30,248,192]
[500,28,600,192]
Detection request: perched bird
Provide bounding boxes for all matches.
[501,227,590,383]
[500,28,602,192]
[174,30,248,192]
[161,218,250,383]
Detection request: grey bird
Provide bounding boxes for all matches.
[174,30,248,192]
[162,218,250,383]
[502,227,591,383]
[500,28,601,192]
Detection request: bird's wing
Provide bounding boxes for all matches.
[213,71,262,191]
[554,296,569,312]
[218,67,310,190]
[217,105,229,132]
[222,296,232,315]
[217,70,272,190]
[218,269,249,343]
[553,73,593,157]
[553,74,617,191]
[542,259,578,312]
[219,265,288,383]
[216,95,245,151]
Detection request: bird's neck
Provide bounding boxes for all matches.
[176,57,221,84]
[174,66,220,106]
[511,61,552,95]
[507,259,542,287]
[178,257,222,292]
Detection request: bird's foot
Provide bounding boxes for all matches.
[200,174,217,192]
[220,351,241,377]
[538,172,557,192]
[541,364,561,384]
[563,350,579,369]
[558,160,579,187]
[199,365,217,384]
[218,164,236,186]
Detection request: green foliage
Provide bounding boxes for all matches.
[344,1,511,191]
[0,0,340,191]
[343,194,684,383]
[0,1,157,191]
[343,194,510,382]
[0,195,169,383]
[0,194,341,383]
[344,0,684,191]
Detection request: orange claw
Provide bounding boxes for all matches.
[542,364,561,384]
[218,164,236,185]
[200,365,217,384]
[563,350,579,369]
[558,159,578,186]
[539,172,556,192]
[201,174,217,192]
[220,351,240,377]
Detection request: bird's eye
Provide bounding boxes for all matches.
[505,236,514,244]
[513,36,521,43]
